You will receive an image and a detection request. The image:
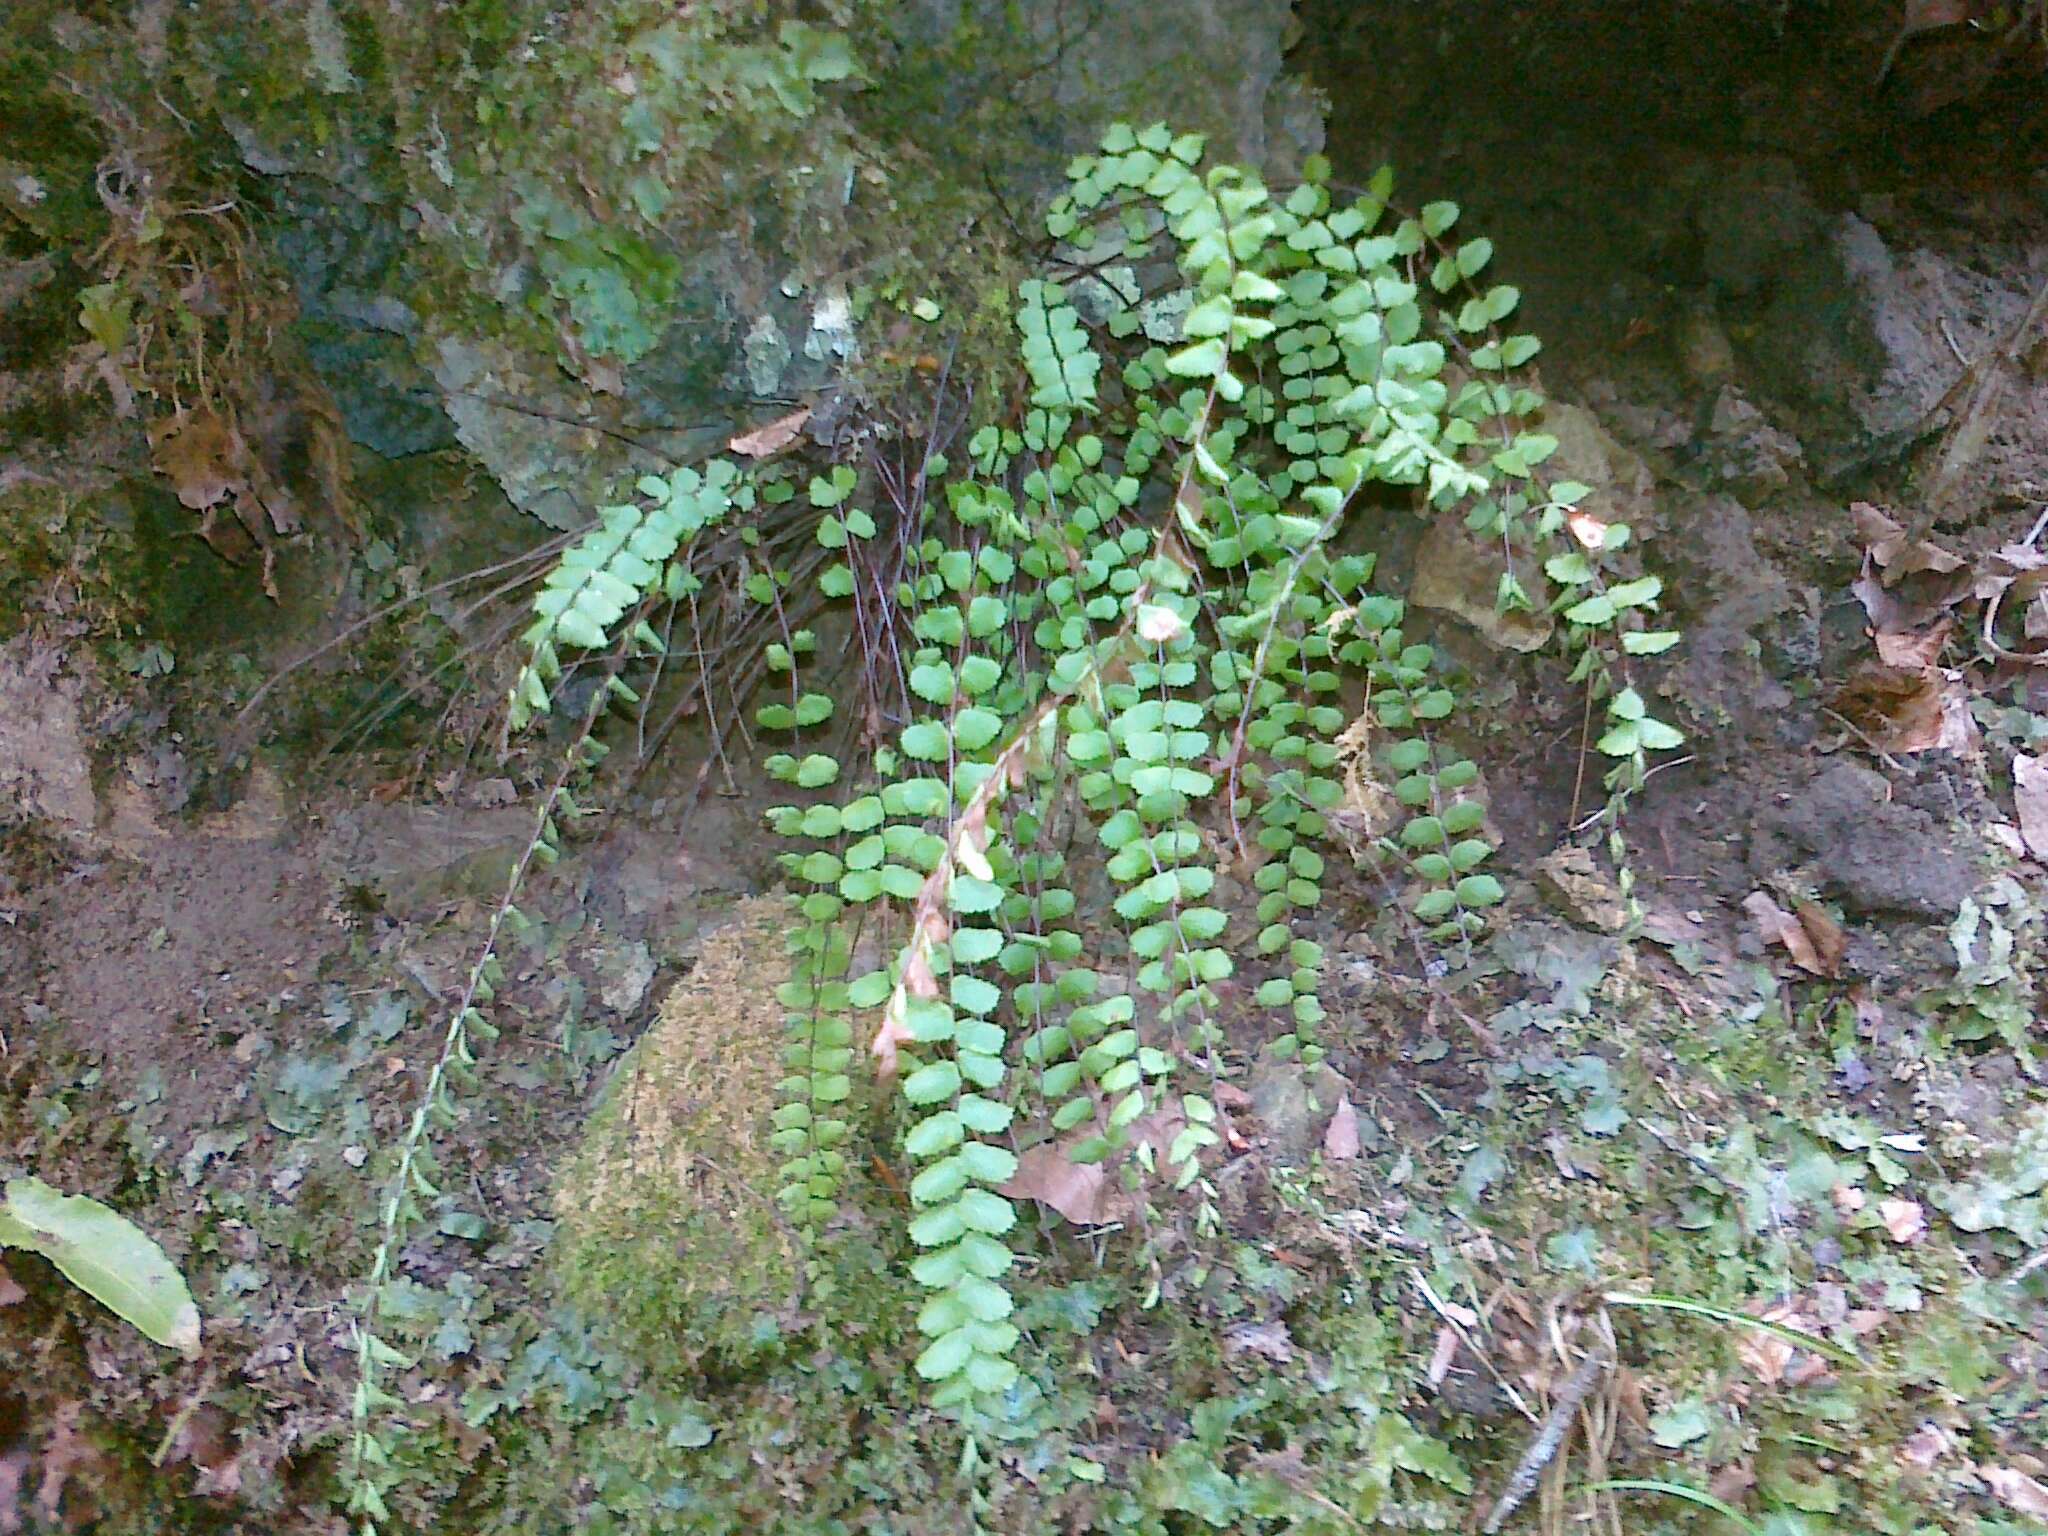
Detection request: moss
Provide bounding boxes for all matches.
[552,894,807,1373]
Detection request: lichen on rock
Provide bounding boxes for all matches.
[552,895,806,1371]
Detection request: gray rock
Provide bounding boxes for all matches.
[317,803,533,918]
[1246,1053,1352,1163]
[0,644,96,839]
[1762,760,1979,918]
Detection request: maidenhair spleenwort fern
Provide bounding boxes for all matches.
[345,122,1686,1524]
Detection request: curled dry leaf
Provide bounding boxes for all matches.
[1742,891,1844,976]
[1830,659,1976,755]
[1852,502,1966,578]
[2013,753,2048,860]
[1323,1096,1361,1161]
[728,405,812,459]
[1872,614,1952,671]
[998,1143,1118,1226]
[871,907,947,1078]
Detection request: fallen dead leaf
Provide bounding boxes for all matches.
[729,405,812,459]
[1708,1461,1758,1505]
[2014,753,2048,860]
[1791,898,1848,974]
[1852,502,1966,578]
[1830,659,1976,755]
[150,409,244,511]
[1323,1096,1360,1161]
[1873,615,1952,670]
[1879,1197,1928,1244]
[999,1143,1119,1226]
[1982,1466,2048,1518]
[1744,891,1842,976]
[1736,1303,1803,1386]
[0,1259,22,1307]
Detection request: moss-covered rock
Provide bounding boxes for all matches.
[553,895,806,1371]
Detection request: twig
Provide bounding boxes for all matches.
[1978,501,2048,665]
[1482,1349,1611,1534]
[1821,707,1905,772]
[1568,755,1696,834]
[1411,1273,1539,1425]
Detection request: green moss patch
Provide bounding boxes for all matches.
[552,895,806,1371]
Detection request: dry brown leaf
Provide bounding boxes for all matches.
[1708,1461,1758,1505]
[149,409,244,510]
[1743,891,1840,976]
[1791,898,1848,974]
[1323,1096,1360,1161]
[2014,753,2048,860]
[0,1259,22,1307]
[1879,1197,1927,1244]
[1852,502,1966,577]
[728,405,812,459]
[1872,615,1951,670]
[1831,659,1976,755]
[999,1143,1118,1225]
[1737,1325,1794,1387]
[1982,1466,2048,1518]
[1901,0,1975,34]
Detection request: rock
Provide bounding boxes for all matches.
[1760,760,1979,918]
[1534,845,1629,932]
[1694,158,1823,301]
[1659,491,1795,737]
[1246,1052,1352,1163]
[1542,401,1658,534]
[595,938,656,1015]
[316,802,532,918]
[1673,299,1736,388]
[0,644,96,839]
[552,897,808,1367]
[1409,520,1552,652]
[1704,386,1806,504]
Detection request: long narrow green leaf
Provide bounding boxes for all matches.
[1587,1479,1762,1535]
[1603,1292,1866,1370]
[0,1178,201,1355]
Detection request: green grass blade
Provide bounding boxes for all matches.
[1587,1479,1761,1535]
[1602,1291,1867,1371]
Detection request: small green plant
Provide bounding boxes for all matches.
[345,121,1685,1523]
